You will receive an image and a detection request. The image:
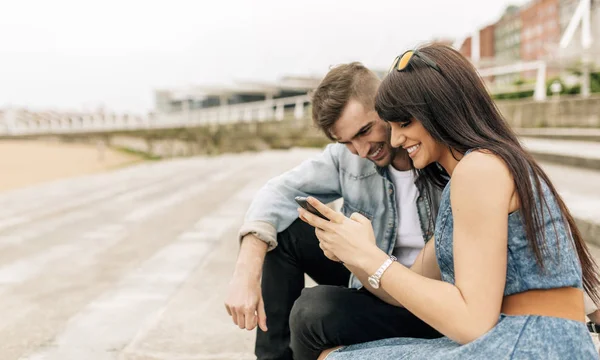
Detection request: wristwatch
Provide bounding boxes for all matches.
[367,255,397,289]
[587,321,600,334]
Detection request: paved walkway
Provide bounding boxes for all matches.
[522,137,600,171]
[0,148,317,359]
[522,137,600,161]
[0,147,598,359]
[516,127,600,139]
[543,162,600,247]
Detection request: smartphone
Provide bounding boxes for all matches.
[294,196,329,221]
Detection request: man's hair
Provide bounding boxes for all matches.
[311,62,381,140]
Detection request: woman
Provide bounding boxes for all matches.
[298,43,599,359]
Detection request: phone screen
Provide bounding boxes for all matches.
[294,196,329,221]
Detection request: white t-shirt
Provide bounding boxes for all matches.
[388,166,425,267]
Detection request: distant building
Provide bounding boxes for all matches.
[458,25,495,64]
[480,24,496,60]
[459,36,473,59]
[520,0,561,62]
[495,5,522,64]
[456,0,599,92]
[494,5,523,85]
[155,76,321,114]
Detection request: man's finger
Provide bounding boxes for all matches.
[236,310,246,329]
[307,197,346,223]
[315,227,328,242]
[318,240,327,251]
[350,212,370,224]
[258,298,268,332]
[316,229,334,247]
[299,208,334,231]
[225,304,233,316]
[245,308,258,331]
[231,308,239,326]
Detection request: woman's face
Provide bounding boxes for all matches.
[388,118,443,169]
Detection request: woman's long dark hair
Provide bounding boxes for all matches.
[376,43,600,304]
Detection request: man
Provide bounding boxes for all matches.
[225,62,447,360]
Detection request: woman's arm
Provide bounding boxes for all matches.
[410,238,442,281]
[345,239,441,307]
[356,152,513,344]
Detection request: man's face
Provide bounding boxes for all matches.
[330,99,398,167]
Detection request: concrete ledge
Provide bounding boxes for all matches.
[515,128,600,142]
[522,138,600,171]
[542,162,600,249]
[576,218,600,248]
[530,152,600,171]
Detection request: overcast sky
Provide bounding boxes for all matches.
[0,0,529,113]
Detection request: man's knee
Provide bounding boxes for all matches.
[289,286,345,339]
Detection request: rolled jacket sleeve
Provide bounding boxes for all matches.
[239,144,344,250]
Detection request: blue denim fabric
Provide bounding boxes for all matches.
[241,143,442,288]
[328,175,596,359]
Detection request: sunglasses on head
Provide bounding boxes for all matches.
[388,50,442,74]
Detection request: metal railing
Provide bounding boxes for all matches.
[0,95,311,136]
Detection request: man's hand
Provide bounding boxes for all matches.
[225,270,267,331]
[322,249,341,263]
[587,309,600,356]
[297,197,379,268]
[224,234,268,332]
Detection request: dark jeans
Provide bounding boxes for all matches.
[255,219,441,360]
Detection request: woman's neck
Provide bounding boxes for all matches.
[438,147,462,176]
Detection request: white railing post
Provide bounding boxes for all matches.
[0,95,315,135]
[62,114,71,131]
[294,99,304,120]
[259,100,273,121]
[581,0,592,49]
[275,102,284,121]
[258,105,267,121]
[220,105,229,124]
[479,61,547,102]
[229,108,238,123]
[534,62,547,101]
[471,30,480,64]
[3,108,17,135]
[582,58,591,98]
[243,107,252,122]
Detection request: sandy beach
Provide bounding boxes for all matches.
[0,140,143,193]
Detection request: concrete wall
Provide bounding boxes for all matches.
[45,118,329,159]
[496,94,600,128]
[75,94,600,158]
[15,95,600,158]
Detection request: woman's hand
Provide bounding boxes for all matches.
[297,197,382,268]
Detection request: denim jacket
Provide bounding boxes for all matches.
[239,143,443,288]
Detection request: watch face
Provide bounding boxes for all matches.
[368,277,379,289]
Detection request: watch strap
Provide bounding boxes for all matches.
[371,255,397,282]
[587,321,600,333]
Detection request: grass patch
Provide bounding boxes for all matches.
[113,146,162,161]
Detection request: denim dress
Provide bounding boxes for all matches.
[328,175,597,359]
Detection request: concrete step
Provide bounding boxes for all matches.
[542,162,600,248]
[515,128,600,142]
[522,137,600,171]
